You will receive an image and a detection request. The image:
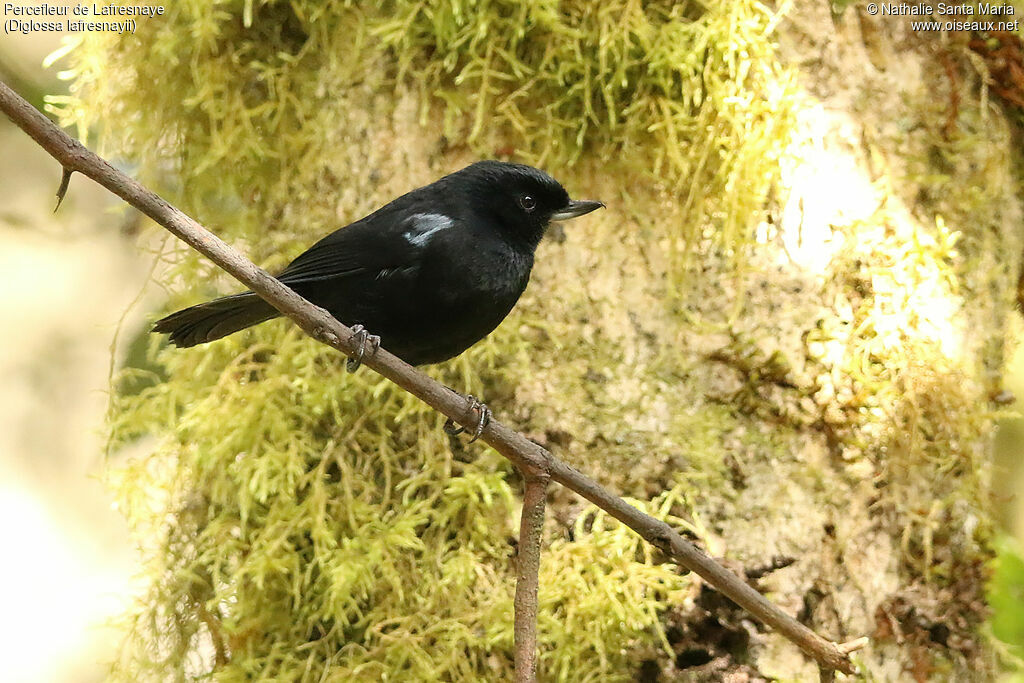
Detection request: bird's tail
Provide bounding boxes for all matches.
[153,292,279,347]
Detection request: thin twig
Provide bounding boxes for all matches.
[0,79,859,676]
[514,472,548,682]
[195,600,229,667]
[54,166,72,211]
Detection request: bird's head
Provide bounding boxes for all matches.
[457,160,604,250]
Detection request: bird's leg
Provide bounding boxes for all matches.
[345,324,381,373]
[444,394,492,443]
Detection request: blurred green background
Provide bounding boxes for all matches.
[0,23,143,683]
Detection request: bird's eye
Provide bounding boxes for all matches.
[518,195,537,212]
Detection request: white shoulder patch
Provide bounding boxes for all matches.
[403,213,453,247]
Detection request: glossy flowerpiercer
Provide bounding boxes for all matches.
[154,161,604,437]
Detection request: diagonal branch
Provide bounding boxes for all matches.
[0,79,859,676]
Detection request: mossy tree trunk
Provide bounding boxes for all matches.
[60,1,1022,679]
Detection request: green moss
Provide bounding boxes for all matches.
[54,0,798,679]
[50,0,794,280]
[44,0,1024,676]
[764,54,1018,674]
[807,205,992,582]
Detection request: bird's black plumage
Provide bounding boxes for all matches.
[153,161,604,365]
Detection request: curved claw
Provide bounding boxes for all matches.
[444,395,491,443]
[468,401,491,443]
[345,324,380,373]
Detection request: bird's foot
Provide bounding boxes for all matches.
[444,395,491,443]
[345,324,381,372]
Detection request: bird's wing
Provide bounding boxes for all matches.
[276,210,456,285]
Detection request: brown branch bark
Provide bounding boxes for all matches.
[513,472,548,682]
[0,79,859,677]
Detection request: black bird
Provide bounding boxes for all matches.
[154,161,603,434]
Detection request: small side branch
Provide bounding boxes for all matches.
[513,472,548,683]
[55,166,72,211]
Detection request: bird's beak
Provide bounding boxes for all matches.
[550,199,605,221]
